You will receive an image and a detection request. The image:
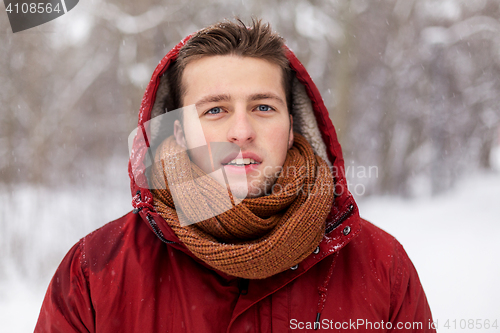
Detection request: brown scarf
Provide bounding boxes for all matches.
[151,133,334,279]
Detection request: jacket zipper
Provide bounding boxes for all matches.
[146,214,176,244]
[134,189,175,244]
[325,203,354,234]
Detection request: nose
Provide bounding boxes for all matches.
[226,108,256,145]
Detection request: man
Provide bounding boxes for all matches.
[36,19,435,332]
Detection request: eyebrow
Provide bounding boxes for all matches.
[195,94,231,108]
[195,92,286,108]
[248,93,286,106]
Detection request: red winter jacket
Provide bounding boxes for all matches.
[35,36,435,333]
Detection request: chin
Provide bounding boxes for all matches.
[228,184,253,199]
[228,183,261,199]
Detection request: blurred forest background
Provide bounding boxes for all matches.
[1,0,500,287]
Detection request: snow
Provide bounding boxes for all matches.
[422,0,462,21]
[127,63,151,88]
[0,262,45,332]
[0,159,131,331]
[359,171,500,331]
[1,166,499,331]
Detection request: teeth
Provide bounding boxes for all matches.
[226,158,257,165]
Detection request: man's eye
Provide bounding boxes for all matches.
[206,107,222,115]
[257,105,273,112]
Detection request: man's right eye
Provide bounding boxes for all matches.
[206,107,222,115]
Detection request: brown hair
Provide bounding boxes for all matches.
[163,18,293,114]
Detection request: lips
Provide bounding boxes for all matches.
[226,158,258,166]
[221,152,262,166]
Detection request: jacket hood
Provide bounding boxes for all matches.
[128,34,361,263]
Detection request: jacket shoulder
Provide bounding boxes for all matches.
[35,211,162,332]
[80,211,159,275]
[84,210,141,244]
[345,218,434,328]
[357,218,399,245]
[348,218,409,265]
[347,218,416,293]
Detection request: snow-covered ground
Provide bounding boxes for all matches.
[0,158,132,332]
[360,171,500,332]
[1,166,499,332]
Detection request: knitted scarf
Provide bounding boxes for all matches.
[151,133,334,279]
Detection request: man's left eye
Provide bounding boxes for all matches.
[257,105,273,112]
[207,107,222,114]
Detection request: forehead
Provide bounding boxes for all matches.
[181,55,285,104]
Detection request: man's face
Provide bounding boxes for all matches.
[174,55,293,198]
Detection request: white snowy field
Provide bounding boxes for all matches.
[359,171,500,332]
[0,158,132,333]
[1,168,499,332]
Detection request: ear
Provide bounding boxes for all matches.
[174,119,187,148]
[288,115,294,149]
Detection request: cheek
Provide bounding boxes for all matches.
[268,128,291,162]
[181,105,207,149]
[183,124,207,149]
[185,131,206,149]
